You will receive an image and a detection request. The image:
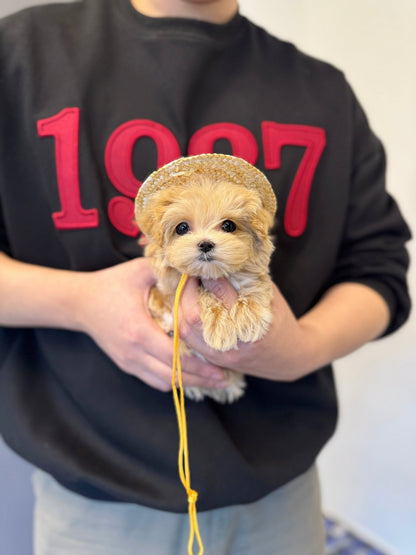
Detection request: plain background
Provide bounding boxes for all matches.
[0,1,415,554]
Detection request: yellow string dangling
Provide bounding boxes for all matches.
[172,273,204,555]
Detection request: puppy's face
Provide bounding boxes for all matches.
[137,176,274,280]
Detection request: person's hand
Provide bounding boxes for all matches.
[76,258,227,392]
[178,277,311,382]
[178,276,390,382]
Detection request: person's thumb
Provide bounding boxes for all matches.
[201,278,237,310]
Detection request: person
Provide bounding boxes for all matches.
[0,0,411,553]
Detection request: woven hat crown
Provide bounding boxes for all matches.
[135,154,277,217]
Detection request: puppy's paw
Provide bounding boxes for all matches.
[230,298,273,344]
[203,324,238,352]
[199,290,238,351]
[211,370,246,403]
[185,371,246,403]
[184,386,205,402]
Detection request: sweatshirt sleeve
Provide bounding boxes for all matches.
[0,19,14,257]
[0,36,9,255]
[0,201,9,254]
[329,88,412,336]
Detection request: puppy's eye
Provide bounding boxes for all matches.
[175,222,190,235]
[221,220,236,233]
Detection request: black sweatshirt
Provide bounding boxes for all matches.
[0,0,411,512]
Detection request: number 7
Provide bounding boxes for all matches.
[262,122,326,237]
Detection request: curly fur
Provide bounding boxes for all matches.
[136,174,275,403]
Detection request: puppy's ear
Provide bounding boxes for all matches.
[136,208,164,246]
[136,208,157,243]
[250,207,275,241]
[135,188,175,246]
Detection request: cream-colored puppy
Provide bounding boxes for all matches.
[135,154,276,403]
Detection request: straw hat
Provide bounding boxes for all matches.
[135,153,277,217]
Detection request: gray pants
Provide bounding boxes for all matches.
[33,465,325,555]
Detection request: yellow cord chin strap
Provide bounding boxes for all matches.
[172,273,204,555]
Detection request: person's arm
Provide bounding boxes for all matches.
[297,281,390,373]
[0,251,89,329]
[177,277,390,381]
[0,251,226,391]
[177,90,410,379]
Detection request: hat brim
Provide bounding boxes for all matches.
[135,154,277,217]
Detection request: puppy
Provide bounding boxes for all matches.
[135,154,276,403]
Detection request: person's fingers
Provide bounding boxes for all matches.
[126,316,225,389]
[201,277,238,309]
[127,348,227,392]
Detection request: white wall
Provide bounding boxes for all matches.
[238,1,416,553]
[0,1,415,554]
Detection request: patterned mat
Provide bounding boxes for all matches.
[325,516,390,555]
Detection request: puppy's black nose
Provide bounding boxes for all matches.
[198,240,215,253]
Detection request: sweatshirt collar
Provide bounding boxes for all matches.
[117,0,246,44]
